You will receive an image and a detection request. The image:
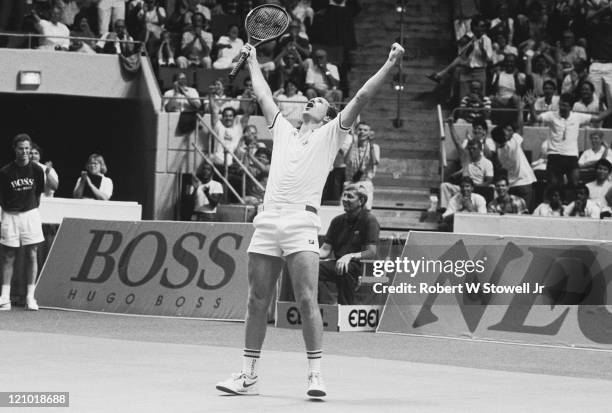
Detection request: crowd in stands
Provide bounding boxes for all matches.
[436,1,612,226]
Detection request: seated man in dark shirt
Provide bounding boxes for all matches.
[318,183,380,305]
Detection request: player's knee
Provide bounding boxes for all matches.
[247,292,269,314]
[295,291,318,318]
[2,249,16,263]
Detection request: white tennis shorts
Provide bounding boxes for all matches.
[0,209,44,248]
[247,206,321,257]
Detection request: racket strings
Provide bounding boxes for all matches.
[246,7,290,41]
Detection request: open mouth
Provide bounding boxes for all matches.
[305,101,314,110]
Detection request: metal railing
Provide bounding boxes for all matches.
[0,31,144,51]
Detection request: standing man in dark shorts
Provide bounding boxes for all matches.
[216,42,405,398]
[0,134,45,311]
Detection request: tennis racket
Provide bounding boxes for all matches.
[228,4,291,80]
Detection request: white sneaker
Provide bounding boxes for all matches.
[216,373,259,396]
[25,297,39,311]
[307,372,326,398]
[0,297,11,311]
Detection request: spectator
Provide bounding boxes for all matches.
[234,77,259,116]
[525,53,556,97]
[525,92,612,190]
[163,72,201,112]
[579,130,611,170]
[274,79,309,127]
[489,3,515,45]
[305,49,342,102]
[534,79,560,111]
[166,0,194,34]
[322,128,353,203]
[33,7,70,51]
[192,162,223,221]
[96,19,136,55]
[442,176,487,220]
[344,122,380,210]
[555,30,587,68]
[490,124,537,209]
[451,0,479,41]
[177,12,212,68]
[157,30,177,66]
[441,126,494,209]
[276,19,311,61]
[70,16,97,53]
[573,81,604,113]
[210,95,249,168]
[0,134,46,311]
[560,58,591,96]
[564,183,600,218]
[73,154,113,200]
[585,5,612,106]
[458,79,491,123]
[56,0,80,28]
[427,17,492,102]
[487,175,528,214]
[490,54,526,123]
[98,0,126,36]
[586,158,612,217]
[291,0,315,32]
[318,183,379,305]
[532,186,564,216]
[212,24,244,69]
[243,148,271,205]
[491,33,518,65]
[273,47,307,92]
[30,143,59,198]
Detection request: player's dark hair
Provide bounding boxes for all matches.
[13,133,32,148]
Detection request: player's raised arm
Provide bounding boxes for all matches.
[243,44,280,126]
[340,43,405,128]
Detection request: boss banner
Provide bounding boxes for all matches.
[376,232,612,350]
[37,219,253,320]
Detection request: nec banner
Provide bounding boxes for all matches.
[376,232,612,350]
[37,219,253,320]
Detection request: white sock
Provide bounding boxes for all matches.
[26,285,36,299]
[0,285,10,299]
[242,349,260,377]
[307,350,322,373]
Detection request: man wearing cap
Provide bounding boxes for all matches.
[318,184,379,305]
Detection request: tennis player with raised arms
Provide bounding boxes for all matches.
[216,11,404,398]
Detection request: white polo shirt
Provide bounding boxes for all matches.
[537,111,594,156]
[264,112,349,208]
[495,134,536,187]
[194,180,224,214]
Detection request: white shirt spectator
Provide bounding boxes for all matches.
[573,95,603,113]
[586,180,612,213]
[563,200,600,218]
[213,36,244,69]
[467,34,493,68]
[535,95,560,112]
[460,156,494,185]
[163,86,201,112]
[537,111,594,156]
[496,133,537,187]
[212,118,244,166]
[37,19,70,50]
[194,180,223,214]
[97,32,135,54]
[578,146,612,167]
[495,71,526,100]
[532,203,563,217]
[442,193,487,218]
[306,61,340,93]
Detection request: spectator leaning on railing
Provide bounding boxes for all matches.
[73,153,113,201]
[163,72,201,112]
[96,19,135,55]
[32,6,70,51]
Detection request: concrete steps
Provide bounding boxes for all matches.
[371,208,439,231]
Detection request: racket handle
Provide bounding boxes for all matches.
[229,50,250,80]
